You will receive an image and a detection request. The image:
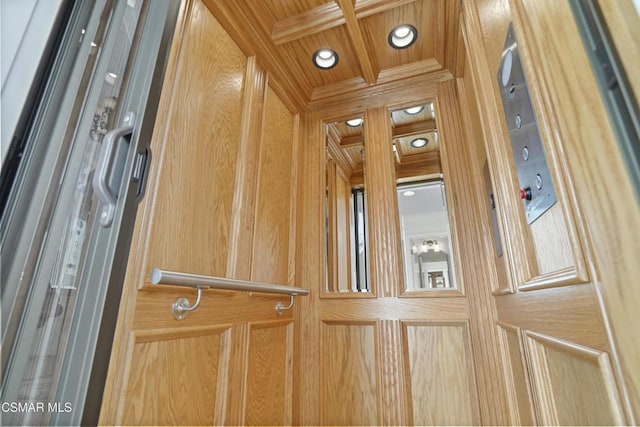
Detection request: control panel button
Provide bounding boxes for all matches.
[519,187,532,201]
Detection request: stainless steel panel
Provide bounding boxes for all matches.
[497,23,557,224]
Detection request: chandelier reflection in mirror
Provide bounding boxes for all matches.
[397,180,457,290]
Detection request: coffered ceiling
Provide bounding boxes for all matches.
[205,0,463,111]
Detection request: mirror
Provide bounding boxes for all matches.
[391,103,457,291]
[325,116,369,292]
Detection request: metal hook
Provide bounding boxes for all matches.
[171,287,202,320]
[275,295,294,316]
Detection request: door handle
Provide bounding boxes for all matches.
[93,112,136,227]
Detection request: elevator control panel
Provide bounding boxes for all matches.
[497,23,556,224]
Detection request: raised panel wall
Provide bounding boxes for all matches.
[524,332,625,425]
[460,0,638,423]
[121,328,225,425]
[245,321,293,425]
[403,322,479,425]
[100,1,300,424]
[321,322,379,426]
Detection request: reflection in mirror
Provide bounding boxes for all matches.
[325,116,369,292]
[397,181,456,290]
[390,102,456,291]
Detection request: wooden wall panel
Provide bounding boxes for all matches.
[403,322,479,426]
[321,322,379,425]
[143,0,246,278]
[525,332,625,425]
[101,1,302,424]
[496,324,535,425]
[251,85,295,285]
[121,329,224,425]
[245,321,293,425]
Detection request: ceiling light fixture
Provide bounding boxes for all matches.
[388,24,417,49]
[313,48,338,69]
[410,138,428,148]
[346,118,363,127]
[404,105,424,115]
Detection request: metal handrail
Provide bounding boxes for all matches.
[150,268,309,320]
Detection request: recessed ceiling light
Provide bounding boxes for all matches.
[346,118,363,127]
[388,24,417,49]
[313,48,338,69]
[410,138,428,148]
[403,190,416,197]
[404,105,424,115]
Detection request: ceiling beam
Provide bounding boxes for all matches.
[393,119,437,138]
[340,119,436,148]
[354,0,417,19]
[336,0,378,85]
[272,2,345,45]
[271,0,416,45]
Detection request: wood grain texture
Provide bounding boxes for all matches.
[495,285,608,351]
[364,107,404,297]
[272,1,345,45]
[524,331,626,425]
[245,321,293,425]
[378,320,408,425]
[121,332,222,425]
[458,55,510,294]
[460,0,538,287]
[143,0,246,279]
[308,68,449,113]
[202,0,308,111]
[321,322,380,425]
[292,113,325,425]
[496,323,535,425]
[403,322,480,425]
[320,297,469,322]
[227,56,266,280]
[251,85,295,285]
[510,0,640,418]
[336,0,378,84]
[436,79,508,424]
[359,0,435,71]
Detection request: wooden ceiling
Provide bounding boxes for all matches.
[205,0,462,111]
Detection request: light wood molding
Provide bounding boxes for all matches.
[227,56,267,280]
[354,0,417,19]
[495,322,536,425]
[378,320,409,425]
[495,285,608,351]
[523,330,627,425]
[507,0,640,419]
[456,59,510,295]
[364,107,404,297]
[402,321,481,425]
[293,112,325,425]
[320,297,469,322]
[336,0,378,85]
[308,68,450,113]
[271,2,345,45]
[459,0,538,288]
[393,119,437,137]
[435,79,508,424]
[508,0,590,288]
